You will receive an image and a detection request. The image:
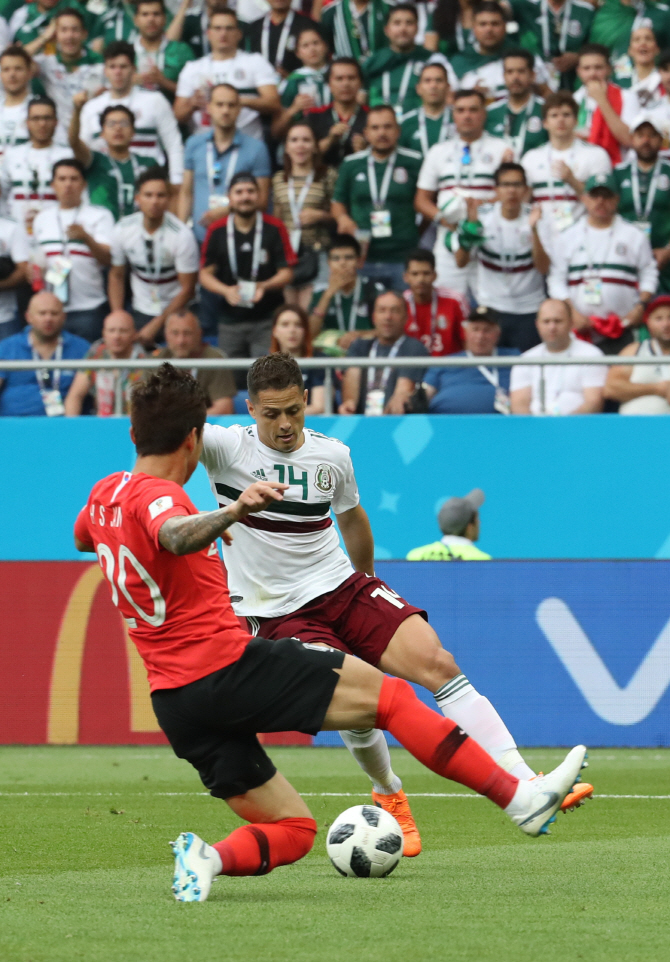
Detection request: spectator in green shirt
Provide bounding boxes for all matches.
[332,104,422,292]
[70,97,156,221]
[406,489,492,561]
[485,49,548,160]
[132,0,193,104]
[364,3,433,118]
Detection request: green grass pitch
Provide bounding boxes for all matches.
[1,746,669,962]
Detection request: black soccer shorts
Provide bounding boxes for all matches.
[151,636,345,799]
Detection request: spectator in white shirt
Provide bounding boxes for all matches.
[510,298,606,415]
[548,171,658,353]
[604,295,670,414]
[32,158,114,342]
[0,46,35,164]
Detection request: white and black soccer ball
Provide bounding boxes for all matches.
[326,805,403,878]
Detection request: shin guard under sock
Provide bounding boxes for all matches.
[213,817,317,877]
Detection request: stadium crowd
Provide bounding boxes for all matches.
[1,0,670,416]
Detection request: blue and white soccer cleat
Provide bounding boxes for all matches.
[508,745,589,838]
[170,832,220,902]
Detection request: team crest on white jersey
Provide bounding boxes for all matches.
[315,463,335,493]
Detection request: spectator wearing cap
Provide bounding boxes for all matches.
[604,295,670,414]
[423,307,519,414]
[548,172,658,354]
[614,113,670,295]
[510,299,606,416]
[454,163,549,353]
[406,489,491,561]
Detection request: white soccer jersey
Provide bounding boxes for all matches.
[472,202,546,313]
[110,210,200,316]
[176,51,279,139]
[0,142,74,227]
[510,334,606,415]
[32,203,114,311]
[548,214,658,319]
[34,54,105,131]
[201,422,359,618]
[0,100,29,164]
[79,89,184,184]
[460,55,551,102]
[418,132,507,293]
[522,139,611,254]
[0,215,28,323]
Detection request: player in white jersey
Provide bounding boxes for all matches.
[79,41,184,185]
[416,89,508,294]
[200,353,594,856]
[174,7,280,139]
[109,167,199,345]
[522,91,611,257]
[0,96,73,232]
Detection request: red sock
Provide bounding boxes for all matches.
[213,817,317,877]
[376,677,518,809]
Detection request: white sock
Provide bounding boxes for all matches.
[339,728,402,795]
[504,780,532,817]
[433,674,536,780]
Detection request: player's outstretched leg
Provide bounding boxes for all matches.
[324,655,589,838]
[339,728,422,857]
[378,615,593,812]
[171,773,317,902]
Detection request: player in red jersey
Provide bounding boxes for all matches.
[74,363,588,902]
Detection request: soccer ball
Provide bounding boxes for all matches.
[326,805,403,878]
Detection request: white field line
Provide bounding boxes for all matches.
[0,792,669,799]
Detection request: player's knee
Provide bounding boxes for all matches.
[418,646,460,690]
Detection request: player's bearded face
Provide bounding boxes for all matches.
[248,386,308,452]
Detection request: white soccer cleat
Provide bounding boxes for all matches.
[170,832,220,902]
[508,745,589,838]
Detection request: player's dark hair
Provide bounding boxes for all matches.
[329,233,361,258]
[453,88,486,106]
[52,157,86,180]
[325,56,363,84]
[503,47,534,70]
[494,161,526,185]
[366,104,398,123]
[577,42,611,64]
[209,4,238,27]
[0,44,32,67]
[229,171,258,190]
[28,95,57,117]
[100,104,136,128]
[405,248,435,270]
[419,61,448,81]
[388,3,418,22]
[136,0,166,11]
[136,165,169,190]
[55,7,86,28]
[542,90,578,119]
[131,363,207,456]
[247,353,304,399]
[103,40,136,65]
[472,1,506,20]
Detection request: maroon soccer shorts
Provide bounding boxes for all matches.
[244,572,427,667]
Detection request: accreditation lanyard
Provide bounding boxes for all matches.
[287,171,314,250]
[367,150,396,209]
[109,154,140,217]
[467,349,499,389]
[631,159,660,221]
[335,276,362,331]
[134,36,167,72]
[349,1,374,56]
[407,291,438,342]
[206,140,239,193]
[417,108,451,154]
[262,11,295,69]
[382,60,414,111]
[32,335,62,393]
[540,0,573,59]
[332,106,358,140]
[227,212,263,282]
[367,335,405,393]
[456,140,474,187]
[503,96,535,157]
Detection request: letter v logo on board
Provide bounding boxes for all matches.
[536,598,670,726]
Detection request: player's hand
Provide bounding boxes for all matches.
[229,481,290,520]
[66,224,89,243]
[585,79,608,106]
[551,159,572,183]
[221,284,242,306]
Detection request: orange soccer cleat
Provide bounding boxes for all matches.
[372,789,422,857]
[561,781,594,812]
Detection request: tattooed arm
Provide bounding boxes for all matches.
[158,481,288,556]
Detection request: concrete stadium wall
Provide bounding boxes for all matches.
[1,414,670,560]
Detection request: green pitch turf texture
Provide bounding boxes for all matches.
[1,747,668,962]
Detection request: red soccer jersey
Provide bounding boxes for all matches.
[404,287,468,356]
[74,471,251,692]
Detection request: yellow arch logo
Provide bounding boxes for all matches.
[47,563,160,744]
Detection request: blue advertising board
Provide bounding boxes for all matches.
[314,561,670,748]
